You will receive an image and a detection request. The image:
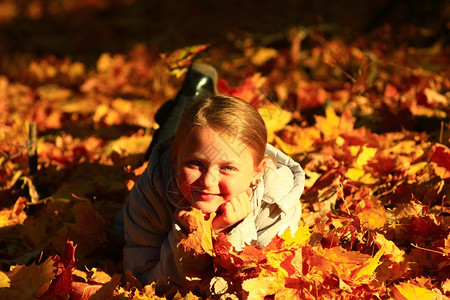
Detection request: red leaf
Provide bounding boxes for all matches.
[42,240,77,298]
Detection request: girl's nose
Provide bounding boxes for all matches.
[202,168,218,187]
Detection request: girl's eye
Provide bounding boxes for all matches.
[187,160,203,167]
[222,166,236,172]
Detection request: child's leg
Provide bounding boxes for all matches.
[144,62,218,160]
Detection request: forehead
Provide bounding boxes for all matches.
[178,127,252,161]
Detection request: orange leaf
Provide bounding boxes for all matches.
[357,207,387,230]
[373,233,405,263]
[177,208,215,275]
[313,246,383,284]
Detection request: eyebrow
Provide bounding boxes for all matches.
[187,153,238,165]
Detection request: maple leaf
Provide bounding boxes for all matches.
[314,106,355,141]
[274,125,321,155]
[344,145,379,184]
[217,73,266,107]
[177,208,215,276]
[280,224,311,249]
[42,240,77,298]
[312,246,383,285]
[258,102,292,143]
[178,208,215,255]
[373,232,405,263]
[0,257,55,299]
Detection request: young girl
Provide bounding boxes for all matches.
[121,95,305,290]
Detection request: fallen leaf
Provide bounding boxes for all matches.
[1,257,55,299]
[391,282,437,300]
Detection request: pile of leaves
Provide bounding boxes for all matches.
[0,24,449,299]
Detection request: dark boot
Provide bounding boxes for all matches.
[144,62,218,160]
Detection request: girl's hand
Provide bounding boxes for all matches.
[212,188,253,233]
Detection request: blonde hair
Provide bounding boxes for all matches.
[173,95,267,165]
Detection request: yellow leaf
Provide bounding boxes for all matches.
[280,224,311,248]
[352,145,378,167]
[258,102,292,143]
[242,276,282,299]
[5,257,55,298]
[69,62,85,79]
[97,53,112,72]
[0,271,10,288]
[93,104,109,123]
[391,282,436,300]
[314,107,355,140]
[89,268,112,284]
[251,47,278,66]
[112,98,133,113]
[103,135,152,156]
[273,125,320,155]
[345,168,378,184]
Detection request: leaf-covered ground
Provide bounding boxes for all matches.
[0,1,449,299]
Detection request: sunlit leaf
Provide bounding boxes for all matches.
[314,107,355,140]
[357,207,387,230]
[391,282,436,300]
[258,102,292,143]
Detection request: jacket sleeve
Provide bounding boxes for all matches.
[122,165,185,287]
[255,144,305,247]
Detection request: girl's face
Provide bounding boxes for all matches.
[174,126,265,214]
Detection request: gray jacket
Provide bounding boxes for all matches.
[118,139,305,287]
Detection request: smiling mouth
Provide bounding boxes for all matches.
[192,190,223,200]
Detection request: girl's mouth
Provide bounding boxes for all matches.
[192,190,223,201]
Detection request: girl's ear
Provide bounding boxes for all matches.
[251,156,269,186]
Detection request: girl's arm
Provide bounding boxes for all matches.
[122,170,185,289]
